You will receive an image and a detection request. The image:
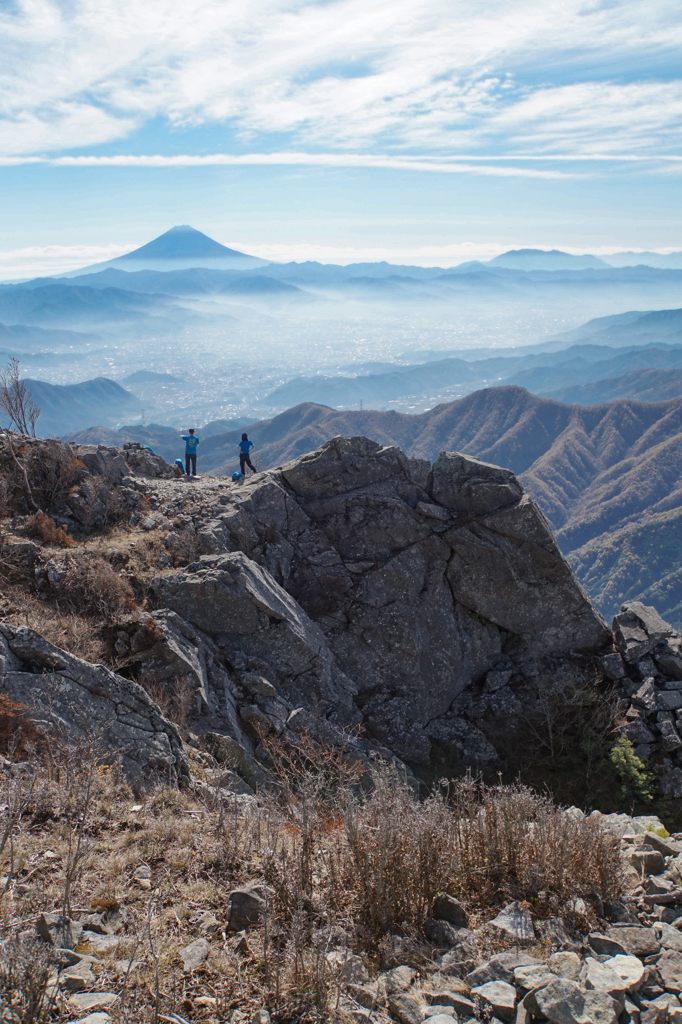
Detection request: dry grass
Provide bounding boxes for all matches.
[0,730,626,1023]
[23,511,74,548]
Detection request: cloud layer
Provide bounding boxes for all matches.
[1,0,681,166]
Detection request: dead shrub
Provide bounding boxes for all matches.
[57,554,138,618]
[0,934,56,1024]
[24,511,73,548]
[0,696,45,759]
[142,674,196,730]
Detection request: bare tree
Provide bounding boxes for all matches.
[0,358,41,436]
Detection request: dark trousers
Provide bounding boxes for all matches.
[185,453,197,476]
[240,453,255,475]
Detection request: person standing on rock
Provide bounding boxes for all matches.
[182,428,200,478]
[238,433,256,476]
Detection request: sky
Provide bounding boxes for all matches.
[2,0,682,275]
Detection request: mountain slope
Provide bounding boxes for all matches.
[14,377,144,434]
[546,368,682,405]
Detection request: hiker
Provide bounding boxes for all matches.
[182,428,200,477]
[238,432,256,476]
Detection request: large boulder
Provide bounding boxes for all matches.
[156,436,611,770]
[0,624,189,792]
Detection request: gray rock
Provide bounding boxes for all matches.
[602,955,646,993]
[547,952,581,982]
[606,926,660,958]
[488,902,535,944]
[630,847,666,875]
[656,922,682,952]
[76,1015,111,1024]
[67,993,119,1012]
[59,959,97,991]
[657,950,682,992]
[36,913,83,949]
[524,977,619,1024]
[181,938,209,971]
[388,993,425,1024]
[589,933,628,957]
[514,965,557,991]
[425,1014,457,1023]
[470,981,516,1022]
[2,625,189,792]
[425,992,474,1015]
[580,957,626,1009]
[432,894,468,928]
[227,887,266,930]
[467,953,541,987]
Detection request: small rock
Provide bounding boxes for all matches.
[581,958,626,1009]
[388,993,424,1024]
[197,911,220,934]
[423,990,474,1015]
[656,950,682,992]
[327,951,369,985]
[59,959,96,991]
[630,847,666,875]
[514,965,557,991]
[656,922,682,952]
[606,926,660,958]
[589,933,628,957]
[467,953,540,987]
[181,937,209,971]
[36,912,83,949]
[81,931,121,953]
[471,980,517,1022]
[77,1015,111,1024]
[488,902,534,944]
[425,1016,457,1024]
[380,965,418,994]
[252,1012,271,1024]
[525,977,618,1024]
[602,954,646,993]
[68,993,119,1012]
[227,887,266,930]
[547,952,582,982]
[432,894,468,928]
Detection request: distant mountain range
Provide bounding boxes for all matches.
[1,377,144,435]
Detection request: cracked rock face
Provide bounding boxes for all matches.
[0,624,189,792]
[142,436,611,771]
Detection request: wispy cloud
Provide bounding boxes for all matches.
[1,0,681,168]
[0,243,137,280]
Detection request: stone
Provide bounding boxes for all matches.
[602,955,646,993]
[547,952,582,982]
[425,991,474,1015]
[227,887,267,930]
[630,846,666,875]
[589,933,628,957]
[657,950,682,992]
[656,922,682,952]
[181,938,209,971]
[424,919,469,948]
[646,833,682,858]
[600,652,626,679]
[471,981,517,1021]
[387,993,424,1024]
[425,1014,457,1023]
[59,959,96,991]
[606,926,660,958]
[514,965,557,991]
[2,624,190,791]
[77,1016,111,1024]
[380,966,418,993]
[80,931,121,953]
[67,993,119,1012]
[432,894,468,928]
[488,902,534,944]
[327,952,369,985]
[580,957,627,1009]
[661,769,682,798]
[467,954,541,987]
[36,913,83,949]
[524,977,619,1024]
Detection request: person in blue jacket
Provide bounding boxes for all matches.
[182,428,200,477]
[238,433,256,476]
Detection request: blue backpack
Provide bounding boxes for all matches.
[175,458,185,474]
[232,471,244,482]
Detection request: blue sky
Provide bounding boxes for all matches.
[1,0,682,276]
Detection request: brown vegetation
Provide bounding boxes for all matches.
[0,734,624,1023]
[23,511,74,548]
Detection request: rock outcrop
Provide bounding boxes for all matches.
[0,624,189,791]
[10,431,682,794]
[129,436,614,775]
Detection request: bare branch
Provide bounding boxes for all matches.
[0,357,40,436]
